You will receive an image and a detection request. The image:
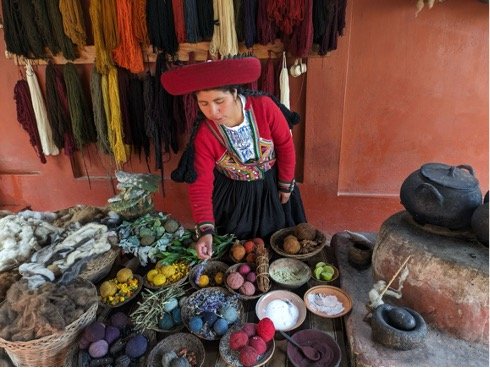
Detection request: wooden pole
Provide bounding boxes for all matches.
[379,255,412,299]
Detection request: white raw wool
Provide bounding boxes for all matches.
[307,293,344,316]
[264,299,299,330]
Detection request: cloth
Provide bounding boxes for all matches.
[213,166,306,240]
[190,95,297,231]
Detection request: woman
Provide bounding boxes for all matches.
[161,57,306,259]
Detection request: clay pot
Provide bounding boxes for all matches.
[371,304,428,350]
[400,163,482,229]
[347,243,373,270]
[471,201,489,246]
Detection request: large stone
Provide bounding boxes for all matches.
[372,211,489,344]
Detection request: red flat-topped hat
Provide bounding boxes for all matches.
[161,57,261,96]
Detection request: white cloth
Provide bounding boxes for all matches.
[279,52,290,109]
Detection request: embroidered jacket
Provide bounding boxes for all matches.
[190,95,296,235]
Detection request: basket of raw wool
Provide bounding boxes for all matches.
[79,246,120,284]
[0,278,98,367]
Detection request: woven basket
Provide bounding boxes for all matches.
[147,332,205,367]
[270,227,329,260]
[79,247,120,284]
[0,285,98,367]
[224,263,270,301]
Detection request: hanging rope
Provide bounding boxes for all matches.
[209,0,239,58]
[196,0,214,40]
[289,0,313,58]
[32,0,60,56]
[90,68,112,154]
[256,0,277,45]
[13,79,46,164]
[267,0,304,36]
[243,0,257,49]
[184,0,201,43]
[132,0,150,48]
[172,0,187,43]
[59,0,87,47]
[25,63,59,156]
[112,0,144,74]
[279,52,290,109]
[63,63,97,149]
[45,0,76,60]
[89,0,113,74]
[45,62,76,156]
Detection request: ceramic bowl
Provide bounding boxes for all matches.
[255,290,307,331]
[308,263,340,286]
[98,274,143,309]
[219,323,275,367]
[303,285,352,318]
[270,227,330,260]
[188,260,229,289]
[286,329,341,367]
[268,258,311,289]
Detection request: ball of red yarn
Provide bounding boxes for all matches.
[241,322,257,338]
[256,318,275,342]
[249,335,267,355]
[239,346,259,367]
[229,331,249,351]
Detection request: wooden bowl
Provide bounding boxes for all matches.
[269,258,311,289]
[188,261,229,289]
[224,263,270,300]
[219,324,275,367]
[270,227,330,260]
[146,332,205,366]
[255,290,307,332]
[308,263,340,286]
[303,285,352,318]
[98,274,143,309]
[181,287,245,341]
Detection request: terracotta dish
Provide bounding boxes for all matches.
[303,285,352,318]
[255,290,306,331]
[286,329,341,367]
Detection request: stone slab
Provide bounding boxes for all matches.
[334,232,489,367]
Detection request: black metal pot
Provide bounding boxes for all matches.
[400,163,482,229]
[471,192,489,246]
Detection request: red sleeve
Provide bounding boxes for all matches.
[188,123,218,230]
[257,97,296,186]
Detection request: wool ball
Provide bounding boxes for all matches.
[213,318,229,336]
[238,263,252,276]
[249,336,267,355]
[239,346,259,367]
[188,316,204,333]
[256,318,275,342]
[226,272,245,290]
[83,322,106,343]
[158,312,175,330]
[239,281,256,296]
[220,306,238,323]
[110,312,130,330]
[229,331,249,351]
[241,323,257,338]
[171,307,182,325]
[246,272,257,283]
[202,311,218,326]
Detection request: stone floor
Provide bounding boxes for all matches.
[334,233,489,367]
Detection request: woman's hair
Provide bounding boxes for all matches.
[171,88,300,184]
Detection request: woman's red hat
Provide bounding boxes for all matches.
[161,57,261,96]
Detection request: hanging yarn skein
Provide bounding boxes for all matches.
[243,0,258,49]
[196,0,214,40]
[89,0,114,74]
[45,0,76,60]
[172,0,187,43]
[279,52,290,109]
[112,0,144,74]
[25,63,60,156]
[209,0,239,58]
[31,0,61,56]
[59,0,87,47]
[289,0,313,58]
[256,0,277,45]
[267,0,305,36]
[184,0,202,43]
[132,0,150,48]
[90,68,111,154]
[13,79,47,164]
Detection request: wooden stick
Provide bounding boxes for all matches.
[379,255,412,299]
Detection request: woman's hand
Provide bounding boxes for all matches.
[279,192,291,204]
[195,234,213,259]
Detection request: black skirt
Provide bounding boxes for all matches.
[212,165,307,240]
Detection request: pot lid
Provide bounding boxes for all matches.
[420,163,479,190]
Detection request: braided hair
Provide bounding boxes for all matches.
[171,87,300,183]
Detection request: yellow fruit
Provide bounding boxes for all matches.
[147,269,158,282]
[100,281,117,298]
[197,275,210,288]
[116,268,133,283]
[214,272,224,285]
[153,274,167,286]
[161,265,176,278]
